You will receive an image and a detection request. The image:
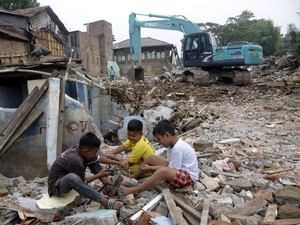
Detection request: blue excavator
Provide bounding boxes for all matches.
[129,12,263,85]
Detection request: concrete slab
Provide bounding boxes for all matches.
[65,209,118,225]
[35,190,81,222]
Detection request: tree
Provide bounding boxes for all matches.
[199,10,281,56]
[276,9,300,58]
[286,24,300,57]
[0,0,40,11]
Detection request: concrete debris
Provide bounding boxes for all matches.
[1,54,300,224]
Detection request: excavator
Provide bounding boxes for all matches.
[128,12,263,85]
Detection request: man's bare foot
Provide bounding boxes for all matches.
[121,185,139,196]
[100,197,123,210]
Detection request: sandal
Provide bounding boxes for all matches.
[98,171,124,197]
[99,183,112,195]
[108,171,124,197]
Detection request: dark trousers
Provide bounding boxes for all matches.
[58,162,103,202]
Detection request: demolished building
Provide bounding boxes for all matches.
[0,5,122,179]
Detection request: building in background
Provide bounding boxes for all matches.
[113,37,174,76]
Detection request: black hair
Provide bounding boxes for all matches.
[127,119,143,132]
[79,132,101,150]
[153,119,176,136]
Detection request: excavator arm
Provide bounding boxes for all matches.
[129,12,203,64]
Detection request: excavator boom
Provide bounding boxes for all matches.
[129,12,204,63]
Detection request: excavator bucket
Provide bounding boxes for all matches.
[127,66,144,83]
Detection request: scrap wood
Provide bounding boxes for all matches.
[273,219,300,225]
[0,199,34,214]
[182,211,199,225]
[156,185,200,221]
[208,170,244,178]
[231,220,243,225]
[199,171,220,191]
[227,214,300,225]
[0,73,56,158]
[0,108,43,157]
[172,194,201,220]
[129,193,163,225]
[240,138,256,147]
[162,188,188,225]
[263,204,277,225]
[229,197,268,216]
[236,149,249,158]
[226,213,264,222]
[200,199,210,225]
[262,168,294,174]
[0,86,38,135]
[22,217,39,225]
[197,153,216,158]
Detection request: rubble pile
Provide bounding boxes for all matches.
[0,54,300,224]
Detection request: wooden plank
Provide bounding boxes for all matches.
[226,213,264,222]
[0,86,39,135]
[0,109,43,155]
[227,215,300,225]
[0,78,51,158]
[229,197,268,216]
[262,168,293,174]
[200,199,210,225]
[263,204,277,225]
[208,170,244,178]
[162,188,188,225]
[56,70,64,156]
[274,219,300,225]
[182,211,200,225]
[173,195,201,220]
[129,193,163,225]
[231,220,243,225]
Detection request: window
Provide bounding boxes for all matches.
[156,52,161,58]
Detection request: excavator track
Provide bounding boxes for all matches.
[178,67,251,86]
[233,70,251,86]
[183,68,210,86]
[192,70,210,86]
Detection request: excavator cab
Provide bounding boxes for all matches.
[182,32,263,68]
[182,32,214,68]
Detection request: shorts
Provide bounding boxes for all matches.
[168,169,193,188]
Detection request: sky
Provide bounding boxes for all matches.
[38,0,300,51]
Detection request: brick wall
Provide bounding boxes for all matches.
[79,32,101,75]
[0,34,30,65]
[87,20,113,74]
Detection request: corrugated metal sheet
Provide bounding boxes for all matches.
[13,6,68,34]
[0,26,30,41]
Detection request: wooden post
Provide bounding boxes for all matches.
[56,48,73,156]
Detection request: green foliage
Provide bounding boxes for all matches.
[283,24,300,58]
[199,10,286,57]
[0,0,40,11]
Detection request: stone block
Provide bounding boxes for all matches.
[65,209,118,225]
[35,190,81,222]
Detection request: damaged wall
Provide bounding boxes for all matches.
[0,89,105,179]
[0,34,30,65]
[87,20,113,74]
